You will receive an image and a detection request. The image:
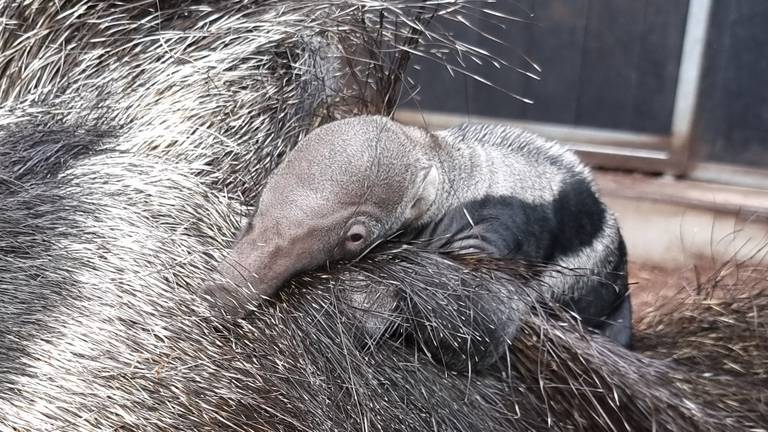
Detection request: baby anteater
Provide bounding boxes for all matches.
[206,115,632,347]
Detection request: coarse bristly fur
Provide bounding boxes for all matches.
[1,1,767,432]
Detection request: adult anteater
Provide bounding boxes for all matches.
[0,1,766,431]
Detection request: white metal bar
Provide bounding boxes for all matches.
[669,0,714,159]
[395,109,670,151]
[565,142,669,160]
[689,162,768,189]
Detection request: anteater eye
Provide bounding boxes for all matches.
[345,224,367,245]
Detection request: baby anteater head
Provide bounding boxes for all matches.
[206,116,440,314]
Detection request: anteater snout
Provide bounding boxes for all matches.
[201,282,252,317]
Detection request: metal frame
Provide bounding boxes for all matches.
[689,162,768,190]
[397,0,715,176]
[669,0,714,171]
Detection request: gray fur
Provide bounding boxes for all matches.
[434,123,630,341]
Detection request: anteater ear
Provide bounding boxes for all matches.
[405,165,439,222]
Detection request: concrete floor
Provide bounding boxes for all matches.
[596,170,768,316]
[596,170,768,269]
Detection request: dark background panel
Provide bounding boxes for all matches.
[573,0,647,131]
[631,0,689,135]
[401,11,484,115]
[404,0,689,135]
[403,0,537,119]
[464,0,536,119]
[694,0,768,168]
[521,0,589,125]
